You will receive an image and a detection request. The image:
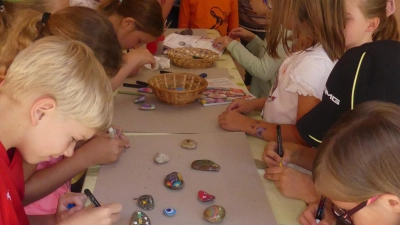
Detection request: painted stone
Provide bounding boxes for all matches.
[138,87,153,94]
[130,211,151,225]
[137,195,154,210]
[154,152,169,164]
[181,139,197,149]
[134,95,146,104]
[139,104,155,111]
[163,208,177,217]
[203,205,226,223]
[198,190,215,202]
[164,172,184,190]
[191,160,220,171]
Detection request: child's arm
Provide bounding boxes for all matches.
[23,133,129,205]
[158,0,175,21]
[178,0,190,28]
[227,0,239,34]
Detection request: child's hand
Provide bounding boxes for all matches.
[262,141,298,167]
[57,202,122,225]
[299,201,336,225]
[218,110,253,132]
[226,99,255,114]
[264,167,318,204]
[212,36,234,51]
[77,132,129,167]
[56,192,87,222]
[228,27,256,42]
[123,49,156,73]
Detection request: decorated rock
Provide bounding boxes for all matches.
[164,172,184,190]
[198,190,215,202]
[163,208,177,217]
[139,104,155,111]
[137,195,154,210]
[203,205,226,223]
[138,87,153,94]
[134,95,146,104]
[181,139,197,149]
[154,152,169,164]
[191,160,220,171]
[130,211,151,225]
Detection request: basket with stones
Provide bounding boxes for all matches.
[167,47,219,69]
[148,73,208,106]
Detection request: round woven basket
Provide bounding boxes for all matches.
[148,73,208,106]
[167,48,218,69]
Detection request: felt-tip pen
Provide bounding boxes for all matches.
[315,197,327,224]
[84,189,101,207]
[276,125,283,167]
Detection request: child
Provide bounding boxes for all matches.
[0,6,130,218]
[218,0,345,145]
[212,0,283,97]
[178,0,239,36]
[263,40,400,203]
[299,101,400,225]
[97,0,165,89]
[0,6,123,80]
[0,36,121,224]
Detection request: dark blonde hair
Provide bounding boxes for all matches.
[360,0,399,41]
[98,0,164,37]
[266,0,346,61]
[0,6,122,79]
[314,101,400,202]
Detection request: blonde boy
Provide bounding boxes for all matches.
[0,36,121,225]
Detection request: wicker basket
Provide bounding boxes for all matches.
[167,47,219,69]
[148,73,208,106]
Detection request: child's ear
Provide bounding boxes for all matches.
[30,97,56,126]
[379,194,400,213]
[121,17,136,31]
[366,17,380,33]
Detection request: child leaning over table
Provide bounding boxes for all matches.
[178,0,239,36]
[213,0,287,97]
[0,36,122,225]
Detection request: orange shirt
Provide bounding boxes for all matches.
[178,0,239,36]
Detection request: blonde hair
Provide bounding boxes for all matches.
[359,0,399,41]
[266,0,346,61]
[98,0,164,37]
[314,101,400,202]
[0,36,114,131]
[0,6,122,80]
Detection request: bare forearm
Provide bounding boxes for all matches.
[293,145,318,171]
[28,214,56,225]
[23,150,90,205]
[249,98,267,111]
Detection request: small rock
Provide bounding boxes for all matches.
[191,160,220,171]
[154,152,169,164]
[164,172,184,190]
[137,195,154,210]
[204,205,225,223]
[181,139,197,149]
[163,208,176,217]
[130,211,151,225]
[198,190,215,202]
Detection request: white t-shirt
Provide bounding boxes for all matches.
[69,0,99,8]
[262,44,335,124]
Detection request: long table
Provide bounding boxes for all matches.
[82,29,305,225]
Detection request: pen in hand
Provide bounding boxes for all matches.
[276,125,283,167]
[84,189,101,207]
[315,196,326,224]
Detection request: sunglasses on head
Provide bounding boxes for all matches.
[332,196,379,225]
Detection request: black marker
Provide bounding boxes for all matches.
[123,83,145,88]
[136,80,149,87]
[315,197,326,224]
[84,189,101,207]
[276,125,283,167]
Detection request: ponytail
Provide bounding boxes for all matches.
[373,14,399,41]
[98,0,163,37]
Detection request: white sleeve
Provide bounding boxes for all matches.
[285,56,334,100]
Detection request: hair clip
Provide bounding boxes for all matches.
[0,0,5,13]
[41,12,51,25]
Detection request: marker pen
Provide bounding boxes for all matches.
[315,197,327,224]
[276,125,283,167]
[84,189,101,207]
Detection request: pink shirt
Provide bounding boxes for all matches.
[24,156,70,215]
